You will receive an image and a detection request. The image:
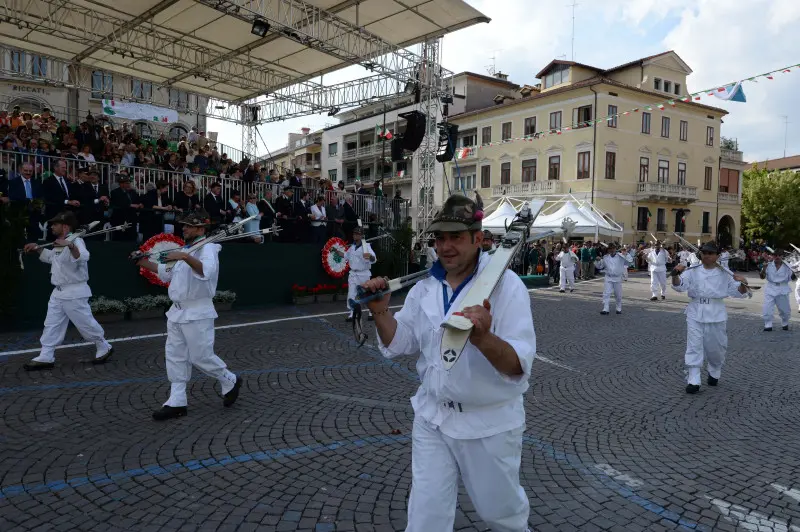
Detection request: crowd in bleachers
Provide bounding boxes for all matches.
[0,105,410,245]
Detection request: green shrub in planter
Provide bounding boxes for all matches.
[213,290,236,311]
[89,296,127,323]
[125,295,166,320]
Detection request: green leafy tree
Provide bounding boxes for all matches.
[742,166,800,246]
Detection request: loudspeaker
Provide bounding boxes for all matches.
[399,111,426,151]
[391,137,405,162]
[436,123,459,162]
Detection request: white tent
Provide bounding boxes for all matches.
[482,198,524,235]
[533,200,622,239]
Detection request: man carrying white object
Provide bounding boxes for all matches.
[647,240,669,300]
[135,209,241,421]
[341,226,376,322]
[671,241,750,394]
[22,211,113,371]
[359,194,535,532]
[759,249,796,331]
[557,244,578,293]
[595,242,633,315]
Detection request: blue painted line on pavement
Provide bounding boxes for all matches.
[523,435,709,532]
[0,361,385,395]
[0,434,410,500]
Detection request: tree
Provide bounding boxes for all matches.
[720,136,738,151]
[741,166,800,246]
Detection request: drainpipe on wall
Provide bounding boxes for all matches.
[589,85,598,205]
[715,154,721,245]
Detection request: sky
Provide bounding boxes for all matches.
[207,0,800,164]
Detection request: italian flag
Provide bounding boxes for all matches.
[375,125,393,140]
[397,170,405,178]
[456,147,471,159]
[647,209,652,223]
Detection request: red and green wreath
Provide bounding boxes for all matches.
[138,233,185,286]
[322,237,350,279]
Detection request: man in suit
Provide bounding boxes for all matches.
[274,186,294,243]
[80,169,109,231]
[257,190,276,242]
[141,179,173,240]
[110,176,142,241]
[42,160,81,239]
[294,190,312,243]
[8,162,45,242]
[203,182,226,225]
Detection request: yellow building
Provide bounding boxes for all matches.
[447,51,745,247]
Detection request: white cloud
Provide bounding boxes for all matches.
[211,0,800,163]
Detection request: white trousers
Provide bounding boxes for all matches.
[164,318,237,407]
[34,295,111,363]
[763,292,791,328]
[346,270,371,316]
[685,319,727,385]
[559,267,574,290]
[795,280,800,310]
[602,279,623,312]
[650,271,667,297]
[405,417,529,532]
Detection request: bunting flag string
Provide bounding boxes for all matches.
[450,61,800,153]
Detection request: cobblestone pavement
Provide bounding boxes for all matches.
[1,272,799,532]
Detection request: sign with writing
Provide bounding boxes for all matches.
[101,99,178,124]
[9,84,52,96]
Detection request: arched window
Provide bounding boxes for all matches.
[134,122,153,139]
[168,124,188,141]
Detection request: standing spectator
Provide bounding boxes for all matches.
[244,193,262,243]
[110,176,142,241]
[42,160,81,239]
[141,180,173,240]
[80,169,110,230]
[274,186,295,243]
[310,196,328,246]
[203,182,226,224]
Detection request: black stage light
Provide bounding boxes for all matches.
[251,19,270,37]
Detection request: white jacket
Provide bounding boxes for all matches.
[646,248,668,272]
[597,252,632,282]
[671,265,748,322]
[378,252,536,440]
[556,250,578,269]
[763,261,795,297]
[39,237,92,300]
[158,242,221,323]
[345,241,376,273]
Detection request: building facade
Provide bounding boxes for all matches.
[1,48,206,140]
[320,71,521,214]
[447,51,744,247]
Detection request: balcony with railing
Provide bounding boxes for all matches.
[718,191,740,204]
[721,149,744,163]
[636,182,697,203]
[341,144,384,161]
[492,180,561,197]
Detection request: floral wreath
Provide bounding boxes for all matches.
[322,237,350,279]
[138,233,185,286]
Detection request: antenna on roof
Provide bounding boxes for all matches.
[567,1,579,60]
[485,50,502,76]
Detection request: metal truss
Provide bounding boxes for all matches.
[413,38,446,238]
[0,0,320,97]
[196,0,454,102]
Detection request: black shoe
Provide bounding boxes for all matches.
[661,295,666,300]
[764,327,773,332]
[707,376,718,386]
[23,360,55,371]
[685,384,700,394]
[782,325,789,331]
[600,311,609,315]
[153,406,187,421]
[650,297,657,301]
[616,311,622,315]
[345,316,354,323]
[559,290,565,293]
[91,347,114,365]
[570,289,574,293]
[223,375,242,407]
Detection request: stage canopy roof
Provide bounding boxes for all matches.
[2,0,489,104]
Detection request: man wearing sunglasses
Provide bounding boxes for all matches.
[671,242,750,394]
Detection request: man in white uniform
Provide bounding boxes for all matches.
[22,211,114,370]
[360,195,535,532]
[672,242,750,394]
[135,210,241,420]
[595,242,633,315]
[342,226,376,322]
[646,241,669,301]
[719,247,731,271]
[557,244,578,293]
[759,249,796,331]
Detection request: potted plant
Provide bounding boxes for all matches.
[315,284,337,303]
[125,295,166,320]
[89,297,127,324]
[213,290,236,311]
[291,284,314,305]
